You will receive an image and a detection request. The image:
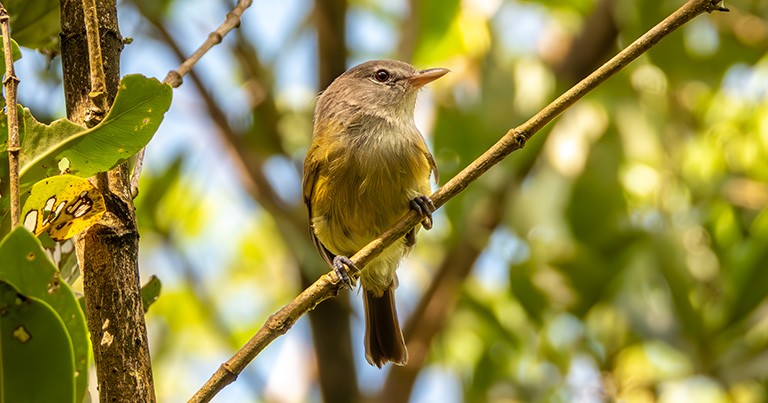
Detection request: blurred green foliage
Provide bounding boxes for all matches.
[11,0,768,401]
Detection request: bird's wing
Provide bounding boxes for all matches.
[302,148,336,268]
[427,150,439,184]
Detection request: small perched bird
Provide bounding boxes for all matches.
[303,60,448,367]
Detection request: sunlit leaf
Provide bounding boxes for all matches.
[409,0,460,60]
[21,175,106,241]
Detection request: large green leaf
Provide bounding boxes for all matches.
[0,227,88,403]
[0,280,75,403]
[5,0,59,50]
[17,74,173,192]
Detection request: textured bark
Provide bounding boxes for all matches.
[60,0,156,401]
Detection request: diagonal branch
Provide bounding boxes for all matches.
[188,1,728,401]
[0,3,20,227]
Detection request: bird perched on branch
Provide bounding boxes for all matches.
[303,59,448,367]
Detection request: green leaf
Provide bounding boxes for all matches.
[0,227,88,403]
[0,37,22,75]
[5,0,59,50]
[141,275,162,313]
[17,74,173,192]
[0,280,75,403]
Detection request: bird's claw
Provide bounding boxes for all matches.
[410,195,435,230]
[332,255,358,289]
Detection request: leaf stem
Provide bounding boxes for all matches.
[0,2,20,227]
[82,0,109,128]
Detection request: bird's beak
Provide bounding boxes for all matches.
[408,68,450,89]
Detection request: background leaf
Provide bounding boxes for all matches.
[0,37,22,77]
[4,0,59,51]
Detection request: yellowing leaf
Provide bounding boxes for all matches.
[21,175,106,241]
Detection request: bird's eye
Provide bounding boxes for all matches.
[373,69,390,83]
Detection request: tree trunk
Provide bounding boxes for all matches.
[60,0,156,401]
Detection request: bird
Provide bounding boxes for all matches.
[303,59,448,367]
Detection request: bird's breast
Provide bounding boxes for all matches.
[311,122,432,254]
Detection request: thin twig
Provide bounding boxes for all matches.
[82,0,108,127]
[163,0,252,88]
[188,0,728,401]
[0,3,20,227]
[130,0,254,198]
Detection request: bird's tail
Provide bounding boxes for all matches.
[363,285,408,367]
